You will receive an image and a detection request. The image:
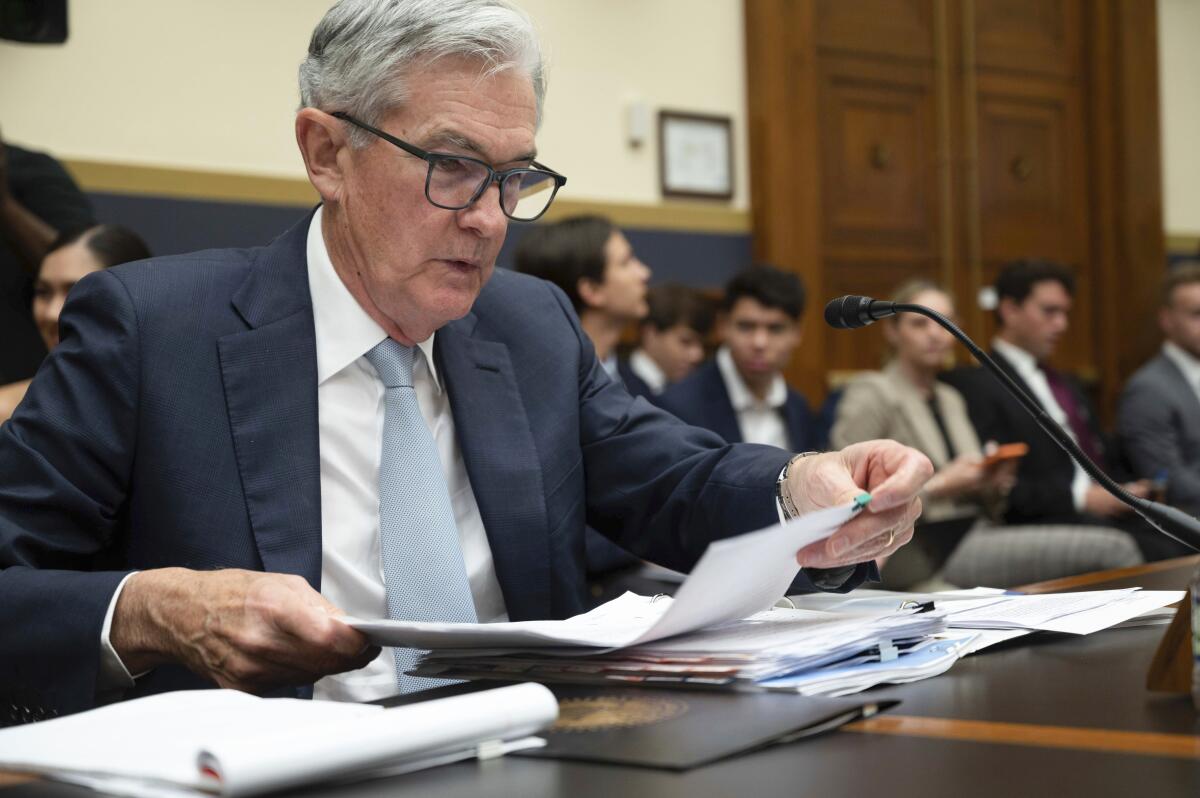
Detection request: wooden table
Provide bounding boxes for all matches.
[5,557,1200,797]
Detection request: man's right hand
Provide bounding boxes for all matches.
[109,568,380,693]
[1083,480,1151,517]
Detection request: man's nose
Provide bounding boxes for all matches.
[458,182,509,238]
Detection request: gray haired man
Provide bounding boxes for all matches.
[0,0,931,720]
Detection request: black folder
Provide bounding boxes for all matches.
[515,684,899,771]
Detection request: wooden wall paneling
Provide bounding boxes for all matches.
[974,74,1088,265]
[818,56,939,258]
[1084,0,1166,421]
[744,0,828,401]
[973,0,1082,78]
[814,0,934,61]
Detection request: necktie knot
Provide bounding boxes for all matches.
[366,338,415,388]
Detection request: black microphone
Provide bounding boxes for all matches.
[824,295,1200,551]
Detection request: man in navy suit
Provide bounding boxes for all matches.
[660,265,823,451]
[0,0,930,720]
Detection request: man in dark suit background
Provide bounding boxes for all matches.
[660,264,822,452]
[0,0,931,722]
[1119,262,1200,519]
[942,261,1169,556]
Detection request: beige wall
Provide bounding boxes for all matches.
[0,0,748,210]
[1160,0,1200,240]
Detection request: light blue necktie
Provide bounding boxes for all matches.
[365,338,477,693]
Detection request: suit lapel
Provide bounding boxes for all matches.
[889,365,952,467]
[218,215,323,589]
[1157,354,1200,420]
[435,317,551,622]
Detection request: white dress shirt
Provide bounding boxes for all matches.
[307,207,506,702]
[1162,341,1200,404]
[98,208,507,703]
[715,346,790,450]
[992,338,1090,511]
[629,349,668,395]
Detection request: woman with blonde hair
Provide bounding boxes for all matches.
[831,279,1141,588]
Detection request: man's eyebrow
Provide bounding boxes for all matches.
[421,129,537,165]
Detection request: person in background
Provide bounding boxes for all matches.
[0,130,95,385]
[514,215,649,379]
[833,280,1141,588]
[1119,262,1200,519]
[0,224,151,422]
[941,260,1177,560]
[619,282,714,400]
[659,264,820,451]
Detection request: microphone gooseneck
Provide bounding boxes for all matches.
[824,296,1200,552]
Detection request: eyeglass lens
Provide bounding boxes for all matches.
[428,158,556,221]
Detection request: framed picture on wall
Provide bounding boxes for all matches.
[658,111,734,200]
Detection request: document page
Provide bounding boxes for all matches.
[347,499,866,650]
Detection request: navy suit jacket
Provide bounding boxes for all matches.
[658,359,822,452]
[0,214,869,720]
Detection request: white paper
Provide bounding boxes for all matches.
[943,589,1140,630]
[347,500,864,651]
[0,684,557,797]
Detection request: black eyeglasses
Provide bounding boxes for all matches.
[331,112,566,222]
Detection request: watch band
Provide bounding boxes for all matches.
[776,451,821,520]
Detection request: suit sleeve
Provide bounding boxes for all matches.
[541,285,875,593]
[1119,376,1200,513]
[0,269,138,721]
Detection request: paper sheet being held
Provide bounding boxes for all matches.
[347,497,869,651]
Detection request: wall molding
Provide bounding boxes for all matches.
[1167,232,1200,252]
[63,158,752,235]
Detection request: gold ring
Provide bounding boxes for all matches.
[885,529,896,547]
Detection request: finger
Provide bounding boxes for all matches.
[795,498,921,567]
[865,451,934,511]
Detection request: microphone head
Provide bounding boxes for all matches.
[824,295,871,329]
[824,295,898,329]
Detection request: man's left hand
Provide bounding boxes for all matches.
[788,440,933,570]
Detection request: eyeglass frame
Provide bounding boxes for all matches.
[330,111,567,222]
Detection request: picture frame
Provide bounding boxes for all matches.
[658,110,734,200]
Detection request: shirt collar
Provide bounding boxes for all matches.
[716,345,787,411]
[629,349,667,394]
[306,206,440,389]
[1164,341,1200,388]
[993,337,1039,378]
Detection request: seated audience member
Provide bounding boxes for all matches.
[942,260,1177,560]
[619,282,714,400]
[514,215,650,379]
[1119,262,1200,518]
[0,131,95,384]
[0,224,151,422]
[833,280,1141,588]
[659,264,820,451]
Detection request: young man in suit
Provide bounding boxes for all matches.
[0,0,932,720]
[942,261,1167,554]
[659,264,821,451]
[1119,262,1200,519]
[619,283,714,400]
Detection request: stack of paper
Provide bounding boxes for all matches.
[411,593,947,689]
[0,684,556,797]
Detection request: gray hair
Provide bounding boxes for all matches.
[298,0,545,147]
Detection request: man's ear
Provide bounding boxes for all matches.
[996,297,1017,329]
[295,109,350,205]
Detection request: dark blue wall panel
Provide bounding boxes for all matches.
[86,191,753,288]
